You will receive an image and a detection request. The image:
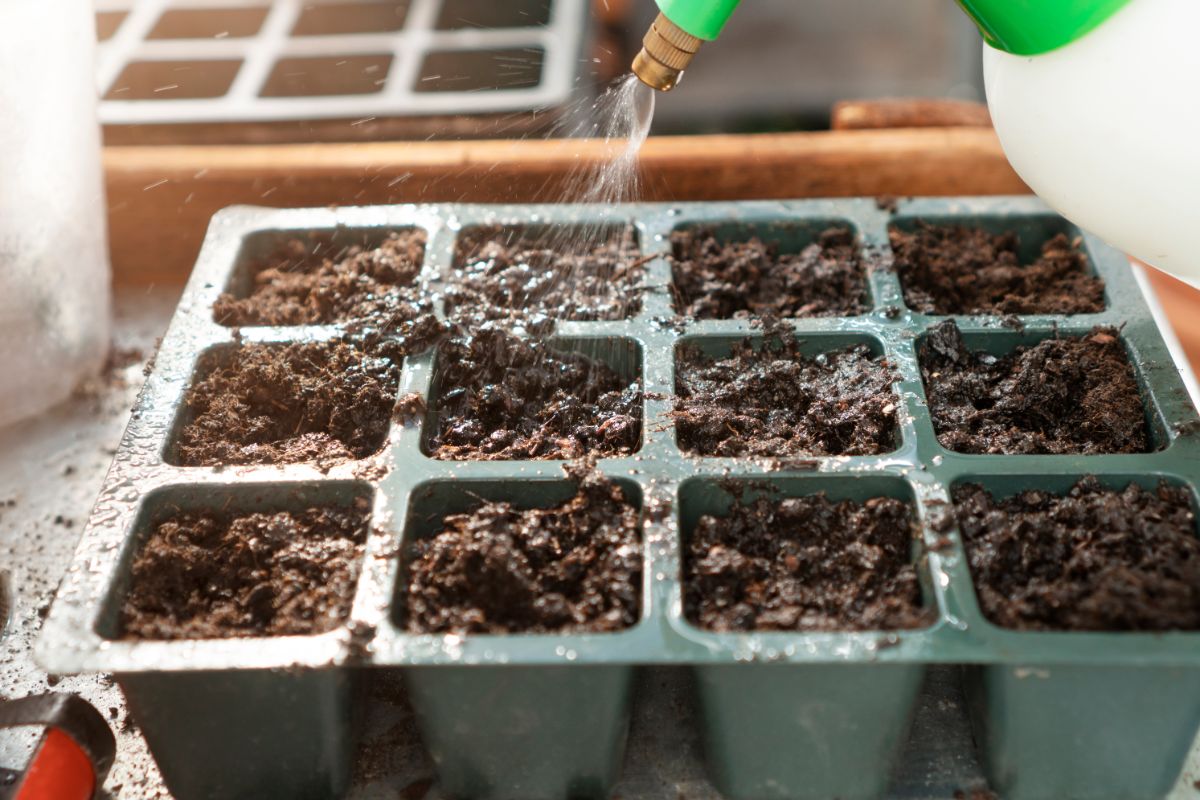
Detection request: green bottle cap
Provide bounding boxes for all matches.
[656,0,742,41]
[955,0,1132,55]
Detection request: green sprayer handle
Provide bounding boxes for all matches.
[656,0,1131,54]
[655,0,742,41]
[955,0,1132,55]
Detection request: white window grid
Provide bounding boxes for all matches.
[95,0,586,125]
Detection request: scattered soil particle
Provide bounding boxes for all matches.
[426,327,641,460]
[444,225,644,322]
[106,345,146,373]
[875,196,901,214]
[920,321,1149,454]
[890,222,1105,315]
[670,227,868,319]
[674,325,898,457]
[393,392,427,424]
[120,498,370,639]
[685,491,928,632]
[74,344,147,400]
[955,477,1200,631]
[651,314,688,335]
[175,339,402,466]
[213,231,430,328]
[404,473,641,634]
[352,462,390,483]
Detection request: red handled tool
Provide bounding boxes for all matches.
[0,694,115,800]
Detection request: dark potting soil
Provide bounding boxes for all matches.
[213,231,432,328]
[920,320,1148,455]
[670,226,868,319]
[404,473,641,634]
[426,327,642,460]
[685,491,927,632]
[174,339,402,466]
[889,222,1105,315]
[674,326,898,457]
[120,498,370,639]
[955,477,1200,631]
[444,225,645,322]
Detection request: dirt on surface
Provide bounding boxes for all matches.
[920,320,1148,454]
[670,226,868,319]
[674,325,898,457]
[955,477,1200,631]
[214,231,432,328]
[120,497,370,639]
[426,327,642,460]
[175,339,402,466]
[889,222,1105,315]
[444,225,644,323]
[404,472,641,634]
[685,490,928,631]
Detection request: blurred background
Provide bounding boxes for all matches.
[94,0,984,143]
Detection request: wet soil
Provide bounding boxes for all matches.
[444,225,644,322]
[404,473,641,634]
[685,490,928,631]
[175,339,402,466]
[214,231,432,328]
[955,477,1200,631]
[120,497,370,639]
[889,222,1105,315]
[920,321,1148,454]
[670,227,868,319]
[674,325,898,457]
[426,327,641,460]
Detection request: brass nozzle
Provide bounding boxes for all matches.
[632,13,703,91]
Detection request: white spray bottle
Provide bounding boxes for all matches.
[972,0,1200,286]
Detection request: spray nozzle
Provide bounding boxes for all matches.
[631,1,742,91]
[632,12,703,91]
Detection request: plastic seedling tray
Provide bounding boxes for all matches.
[37,197,1200,800]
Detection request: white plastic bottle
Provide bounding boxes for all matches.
[0,2,112,427]
[967,0,1200,285]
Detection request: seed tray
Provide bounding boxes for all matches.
[94,0,589,142]
[38,197,1200,800]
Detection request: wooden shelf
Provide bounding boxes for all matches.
[104,127,1026,285]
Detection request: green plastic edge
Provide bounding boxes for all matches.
[655,0,742,41]
[955,0,1132,55]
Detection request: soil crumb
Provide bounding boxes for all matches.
[444,225,644,322]
[404,473,641,634]
[875,196,901,214]
[670,227,868,319]
[120,498,370,639]
[175,339,401,466]
[685,490,928,631]
[213,231,432,329]
[956,477,1200,631]
[427,327,641,460]
[890,222,1104,315]
[674,324,898,457]
[920,321,1148,454]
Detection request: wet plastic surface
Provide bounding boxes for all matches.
[36,198,1200,800]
